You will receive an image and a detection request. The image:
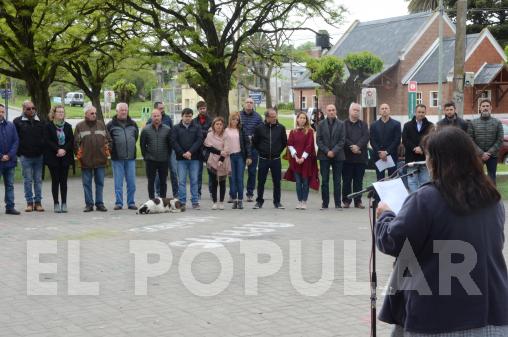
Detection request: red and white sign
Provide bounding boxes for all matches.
[361,88,377,108]
[408,81,418,93]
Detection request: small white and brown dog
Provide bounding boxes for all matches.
[137,197,183,214]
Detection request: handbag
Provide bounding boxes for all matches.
[282,147,291,161]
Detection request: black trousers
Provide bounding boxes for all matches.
[146,160,169,199]
[47,163,70,204]
[209,169,226,203]
[342,162,366,205]
[256,158,281,205]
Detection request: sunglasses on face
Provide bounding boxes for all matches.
[25,107,36,111]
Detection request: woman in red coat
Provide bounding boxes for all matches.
[284,112,319,210]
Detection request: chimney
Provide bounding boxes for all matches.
[310,30,331,58]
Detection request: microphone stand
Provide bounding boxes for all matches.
[347,167,420,337]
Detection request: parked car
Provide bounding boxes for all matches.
[498,119,508,164]
[64,92,84,107]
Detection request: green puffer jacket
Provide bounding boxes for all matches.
[468,116,504,156]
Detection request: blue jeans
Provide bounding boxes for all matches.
[407,166,430,193]
[82,167,105,207]
[19,155,43,204]
[320,159,343,208]
[294,172,309,202]
[230,153,245,200]
[112,160,136,207]
[246,148,258,197]
[0,166,15,210]
[155,151,178,197]
[177,160,200,204]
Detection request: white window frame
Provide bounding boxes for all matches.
[416,92,423,105]
[301,96,307,109]
[429,91,438,107]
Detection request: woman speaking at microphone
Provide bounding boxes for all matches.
[375,127,508,337]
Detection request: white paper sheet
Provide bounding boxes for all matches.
[372,178,409,215]
[375,156,396,172]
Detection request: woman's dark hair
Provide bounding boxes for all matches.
[424,127,500,214]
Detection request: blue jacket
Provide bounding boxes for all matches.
[369,117,401,162]
[240,109,263,138]
[0,119,19,169]
[170,121,203,160]
[146,113,173,128]
[376,183,508,333]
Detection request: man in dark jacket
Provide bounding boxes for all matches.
[13,100,45,212]
[146,101,178,198]
[252,108,287,209]
[74,105,112,212]
[171,108,203,210]
[317,104,346,210]
[402,104,434,192]
[342,103,369,209]
[140,109,172,199]
[239,98,263,202]
[193,100,213,200]
[437,101,468,132]
[0,104,20,215]
[107,102,139,210]
[370,103,401,181]
[468,99,504,184]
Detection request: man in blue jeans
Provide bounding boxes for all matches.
[0,104,20,215]
[74,105,112,212]
[171,108,203,210]
[316,104,346,210]
[107,102,139,210]
[238,98,263,202]
[13,100,45,212]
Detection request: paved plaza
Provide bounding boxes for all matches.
[0,177,507,337]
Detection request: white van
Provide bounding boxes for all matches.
[64,92,84,107]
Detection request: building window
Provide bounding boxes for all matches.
[430,91,438,107]
[312,95,318,108]
[301,96,307,109]
[416,92,423,105]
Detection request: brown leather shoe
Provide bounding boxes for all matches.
[343,202,351,209]
[355,203,365,209]
[25,203,33,212]
[34,203,45,212]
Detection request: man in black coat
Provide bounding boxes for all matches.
[193,100,213,200]
[437,101,468,132]
[402,104,433,192]
[316,104,346,210]
[252,108,287,209]
[370,103,401,181]
[342,103,369,209]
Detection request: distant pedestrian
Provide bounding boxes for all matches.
[224,111,252,210]
[204,117,230,210]
[171,108,203,210]
[140,109,172,199]
[74,105,111,212]
[316,104,345,210]
[13,100,45,212]
[252,108,287,209]
[44,105,74,213]
[284,112,319,210]
[0,103,20,215]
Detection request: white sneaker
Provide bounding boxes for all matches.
[212,203,217,210]
[218,203,224,210]
[301,202,307,210]
[296,202,302,210]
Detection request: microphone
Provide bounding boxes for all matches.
[406,161,427,167]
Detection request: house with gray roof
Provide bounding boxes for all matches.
[294,12,507,123]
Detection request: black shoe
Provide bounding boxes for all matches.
[6,209,20,215]
[335,205,343,211]
[253,202,262,209]
[320,204,328,210]
[232,201,238,209]
[96,205,108,212]
[227,198,234,203]
[274,203,285,209]
[237,200,243,209]
[83,205,93,212]
[113,205,122,210]
[128,205,138,210]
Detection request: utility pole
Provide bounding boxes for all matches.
[437,0,444,121]
[453,0,467,118]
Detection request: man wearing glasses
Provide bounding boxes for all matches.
[13,101,45,212]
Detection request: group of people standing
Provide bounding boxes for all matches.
[0,96,503,214]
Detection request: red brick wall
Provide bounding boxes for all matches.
[465,37,505,72]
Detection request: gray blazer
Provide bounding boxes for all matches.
[316,118,346,161]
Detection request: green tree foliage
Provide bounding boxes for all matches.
[307,52,383,119]
[111,0,342,119]
[0,0,103,120]
[112,79,137,103]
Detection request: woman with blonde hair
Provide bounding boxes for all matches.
[224,111,252,209]
[284,112,319,209]
[204,117,230,210]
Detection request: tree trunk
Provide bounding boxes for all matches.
[264,67,273,109]
[334,95,349,121]
[90,90,103,121]
[25,77,51,122]
[193,77,230,120]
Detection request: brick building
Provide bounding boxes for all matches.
[293,12,507,123]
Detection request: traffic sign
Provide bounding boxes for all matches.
[249,91,263,104]
[408,81,417,93]
[0,89,12,99]
[361,88,377,108]
[104,90,115,103]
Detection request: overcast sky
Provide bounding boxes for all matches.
[290,0,410,46]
